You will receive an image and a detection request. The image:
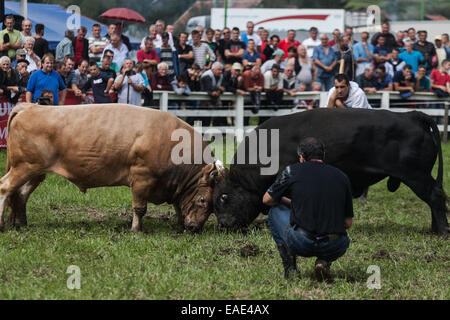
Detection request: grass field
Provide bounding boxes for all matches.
[0,142,448,300]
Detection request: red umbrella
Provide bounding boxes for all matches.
[100,8,146,23]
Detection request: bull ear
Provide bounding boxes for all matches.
[198,163,216,186]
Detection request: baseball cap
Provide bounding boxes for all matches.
[434,35,442,41]
[273,49,285,57]
[232,62,242,70]
[16,49,26,56]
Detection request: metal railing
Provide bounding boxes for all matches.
[152,90,450,143]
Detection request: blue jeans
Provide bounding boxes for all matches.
[318,76,335,92]
[268,205,350,262]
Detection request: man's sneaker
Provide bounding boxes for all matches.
[314,259,331,281]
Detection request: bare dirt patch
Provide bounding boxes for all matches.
[240,244,260,257]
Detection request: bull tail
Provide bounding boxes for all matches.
[417,112,444,188]
[429,116,443,188]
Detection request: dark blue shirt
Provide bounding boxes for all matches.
[377,73,393,90]
[242,50,261,63]
[82,74,112,103]
[27,70,66,104]
[393,70,416,87]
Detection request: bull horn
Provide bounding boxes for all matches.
[214,160,227,176]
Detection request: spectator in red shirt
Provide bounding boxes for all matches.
[137,37,159,79]
[430,59,450,97]
[328,29,341,48]
[278,29,300,57]
[72,26,89,65]
[260,29,270,61]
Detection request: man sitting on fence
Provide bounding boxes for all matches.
[393,64,419,99]
[243,64,264,115]
[356,66,378,94]
[416,65,431,92]
[264,63,284,110]
[327,73,372,109]
[223,62,246,126]
[150,62,172,92]
[200,61,225,127]
[375,64,393,91]
[170,73,191,110]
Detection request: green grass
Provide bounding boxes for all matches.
[0,143,449,300]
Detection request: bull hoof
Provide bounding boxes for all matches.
[358,196,367,205]
[130,226,142,232]
[14,218,27,227]
[432,226,450,236]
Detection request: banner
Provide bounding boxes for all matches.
[0,96,16,148]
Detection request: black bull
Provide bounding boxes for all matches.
[213,108,449,235]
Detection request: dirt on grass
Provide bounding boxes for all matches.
[240,244,260,257]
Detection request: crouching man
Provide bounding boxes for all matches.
[262,137,353,281]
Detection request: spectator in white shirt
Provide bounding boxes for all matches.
[23,37,41,73]
[102,33,129,70]
[141,25,162,49]
[241,21,262,49]
[88,24,108,63]
[302,27,321,57]
[327,74,372,109]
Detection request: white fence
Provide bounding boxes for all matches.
[152,91,450,144]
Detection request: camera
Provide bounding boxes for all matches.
[37,96,52,105]
[125,70,136,77]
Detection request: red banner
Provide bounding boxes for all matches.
[0,96,15,148]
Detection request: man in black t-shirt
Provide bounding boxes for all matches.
[175,32,194,74]
[393,64,419,98]
[263,137,353,281]
[217,27,231,63]
[34,23,49,58]
[82,62,114,103]
[413,30,436,74]
[224,27,246,66]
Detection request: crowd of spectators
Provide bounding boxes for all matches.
[0,14,449,126]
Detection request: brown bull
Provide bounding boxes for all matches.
[0,103,223,232]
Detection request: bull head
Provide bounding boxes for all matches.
[183,160,228,231]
